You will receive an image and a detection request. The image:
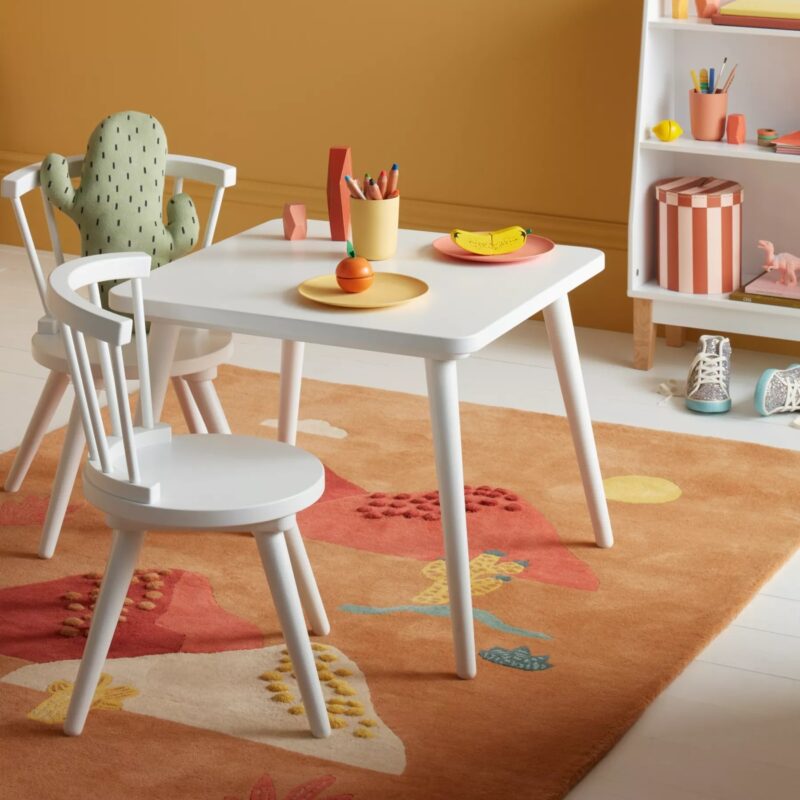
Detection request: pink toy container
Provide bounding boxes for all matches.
[655,177,743,294]
[689,91,728,141]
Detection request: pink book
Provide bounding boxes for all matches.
[745,270,800,300]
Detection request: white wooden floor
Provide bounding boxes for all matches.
[2,243,799,798]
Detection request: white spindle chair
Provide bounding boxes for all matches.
[1,155,237,559]
[46,251,331,739]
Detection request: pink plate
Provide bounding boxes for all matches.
[432,234,556,264]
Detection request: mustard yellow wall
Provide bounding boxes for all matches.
[0,0,643,334]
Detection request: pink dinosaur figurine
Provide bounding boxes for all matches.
[758,240,800,286]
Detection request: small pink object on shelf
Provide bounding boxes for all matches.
[695,0,720,18]
[282,203,307,241]
[726,114,746,145]
[758,240,800,286]
[327,146,352,241]
[655,176,743,294]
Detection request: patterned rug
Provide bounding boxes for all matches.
[1,366,798,799]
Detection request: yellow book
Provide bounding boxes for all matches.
[721,0,800,19]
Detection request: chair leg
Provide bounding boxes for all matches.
[64,529,145,736]
[284,524,330,636]
[171,377,207,434]
[4,370,70,492]
[253,529,331,739]
[38,401,85,559]
[187,378,231,434]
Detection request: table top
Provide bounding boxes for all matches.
[111,219,604,358]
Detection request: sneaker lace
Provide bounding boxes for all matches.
[776,373,800,413]
[687,352,728,396]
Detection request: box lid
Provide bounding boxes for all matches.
[655,177,744,208]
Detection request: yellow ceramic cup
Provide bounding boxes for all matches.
[350,196,400,261]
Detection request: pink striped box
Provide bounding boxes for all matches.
[655,177,743,294]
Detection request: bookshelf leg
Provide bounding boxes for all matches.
[665,325,685,348]
[633,299,655,370]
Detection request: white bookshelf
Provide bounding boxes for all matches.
[628,0,800,369]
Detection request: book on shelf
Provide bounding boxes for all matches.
[713,0,800,30]
[729,271,800,309]
[772,131,800,156]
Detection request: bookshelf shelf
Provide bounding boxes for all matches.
[650,16,800,38]
[640,137,800,163]
[628,0,800,369]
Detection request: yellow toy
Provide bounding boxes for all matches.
[450,225,531,256]
[652,119,684,142]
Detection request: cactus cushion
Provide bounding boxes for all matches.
[40,111,199,307]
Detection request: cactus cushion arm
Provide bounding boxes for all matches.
[41,155,78,214]
[40,111,200,308]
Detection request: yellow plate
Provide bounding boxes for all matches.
[297,273,429,309]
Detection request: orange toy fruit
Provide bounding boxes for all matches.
[336,242,374,293]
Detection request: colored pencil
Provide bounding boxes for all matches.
[377,169,388,198]
[691,69,701,92]
[344,175,366,200]
[387,163,399,195]
[366,178,383,200]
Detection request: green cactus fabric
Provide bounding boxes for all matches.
[40,111,199,308]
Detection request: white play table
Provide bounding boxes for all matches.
[111,218,613,679]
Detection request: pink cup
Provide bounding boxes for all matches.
[689,90,728,141]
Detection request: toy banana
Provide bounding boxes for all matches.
[450,225,532,256]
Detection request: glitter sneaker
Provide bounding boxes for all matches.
[754,364,800,416]
[685,335,732,413]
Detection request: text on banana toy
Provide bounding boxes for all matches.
[450,226,532,256]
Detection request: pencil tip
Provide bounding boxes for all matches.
[392,163,399,170]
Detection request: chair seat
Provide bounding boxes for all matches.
[83,434,325,530]
[32,327,234,378]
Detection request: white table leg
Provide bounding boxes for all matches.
[276,340,330,636]
[142,323,180,424]
[425,358,476,679]
[543,295,614,549]
[278,340,304,444]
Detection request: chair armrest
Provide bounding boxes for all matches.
[2,156,83,198]
[166,155,237,188]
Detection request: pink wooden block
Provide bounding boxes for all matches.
[696,0,720,18]
[283,203,307,240]
[727,114,746,145]
[327,146,352,241]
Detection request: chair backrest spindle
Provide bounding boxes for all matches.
[202,186,226,248]
[59,321,100,463]
[88,282,122,438]
[71,327,112,473]
[40,187,65,266]
[10,197,49,314]
[110,344,141,483]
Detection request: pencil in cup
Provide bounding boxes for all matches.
[344,175,367,200]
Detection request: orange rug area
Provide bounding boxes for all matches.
[1,365,799,800]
